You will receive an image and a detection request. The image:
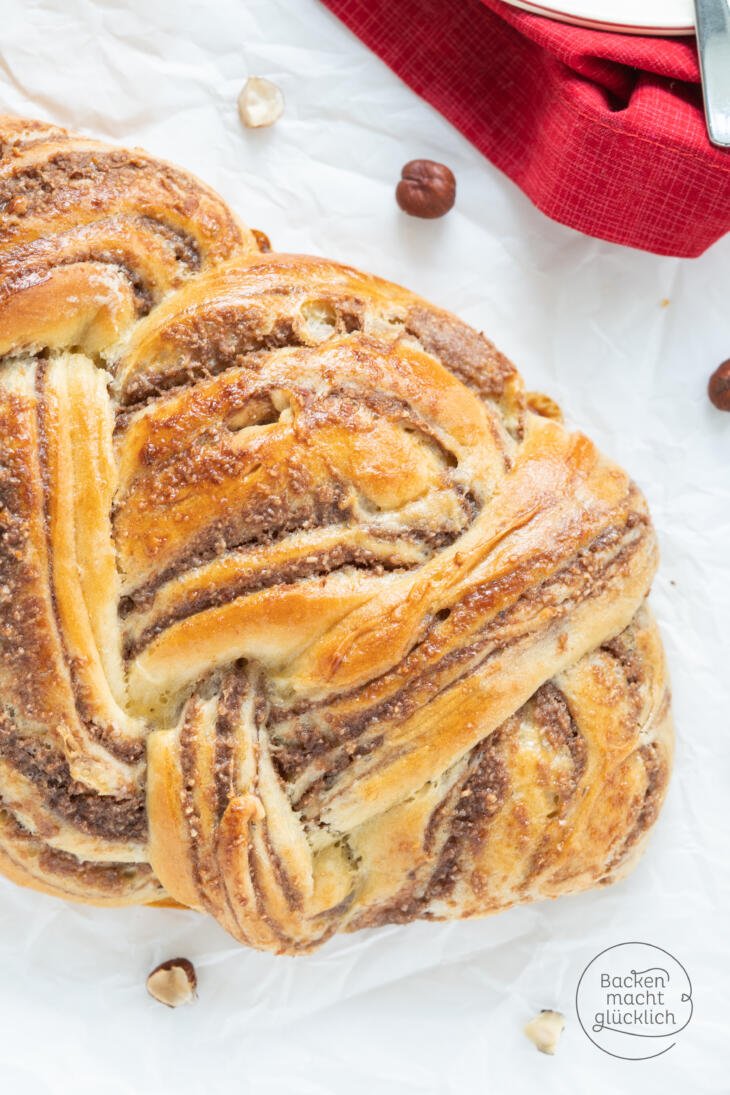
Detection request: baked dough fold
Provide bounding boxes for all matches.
[0,117,672,951]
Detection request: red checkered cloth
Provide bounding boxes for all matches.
[320,0,730,257]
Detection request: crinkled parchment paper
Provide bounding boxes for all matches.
[0,2,728,1092]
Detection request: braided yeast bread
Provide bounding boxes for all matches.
[0,117,672,952]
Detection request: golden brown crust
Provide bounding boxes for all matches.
[0,116,673,950]
[0,114,259,360]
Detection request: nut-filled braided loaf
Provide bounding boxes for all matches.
[0,116,673,953]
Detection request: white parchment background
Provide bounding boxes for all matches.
[0,2,728,1092]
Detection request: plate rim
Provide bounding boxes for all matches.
[501,0,695,35]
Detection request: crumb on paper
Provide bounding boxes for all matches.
[524,1010,565,1055]
[661,298,670,308]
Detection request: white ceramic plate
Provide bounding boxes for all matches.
[502,0,694,35]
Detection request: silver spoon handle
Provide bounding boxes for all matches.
[695,0,730,147]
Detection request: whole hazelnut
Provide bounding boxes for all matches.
[524,1009,566,1055]
[396,160,456,219]
[238,77,285,129]
[146,957,197,1008]
[708,359,730,411]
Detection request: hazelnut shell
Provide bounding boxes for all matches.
[708,360,730,411]
[396,159,456,219]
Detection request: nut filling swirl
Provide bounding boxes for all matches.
[0,116,673,951]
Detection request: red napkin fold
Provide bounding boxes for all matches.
[321,0,730,257]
